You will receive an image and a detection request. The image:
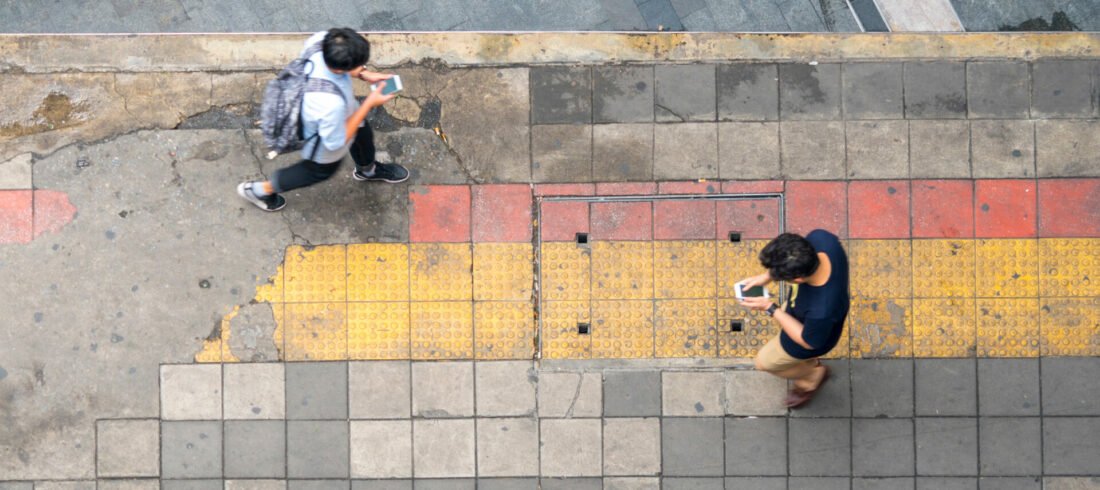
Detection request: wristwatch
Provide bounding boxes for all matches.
[765,303,779,317]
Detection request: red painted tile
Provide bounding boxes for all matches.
[540,201,590,242]
[472,185,532,243]
[912,180,974,238]
[655,200,716,240]
[534,183,595,197]
[591,201,652,240]
[722,180,786,194]
[32,190,76,238]
[658,181,720,194]
[976,180,1037,238]
[1038,178,1100,237]
[785,181,848,238]
[0,190,33,244]
[409,185,471,243]
[596,182,657,196]
[717,199,782,240]
[848,181,911,239]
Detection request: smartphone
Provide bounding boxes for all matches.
[735,283,769,300]
[371,75,403,95]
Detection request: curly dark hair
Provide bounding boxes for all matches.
[322,27,371,71]
[759,233,819,281]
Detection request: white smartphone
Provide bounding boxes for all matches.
[370,75,403,95]
[735,283,770,300]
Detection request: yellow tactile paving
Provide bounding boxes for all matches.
[850,240,911,298]
[540,300,591,359]
[592,300,654,358]
[592,241,653,300]
[716,240,768,298]
[717,300,773,358]
[655,241,716,299]
[655,299,717,357]
[976,239,1039,298]
[1041,297,1100,356]
[347,302,410,360]
[1039,238,1099,298]
[410,243,472,302]
[254,263,285,304]
[284,245,347,303]
[474,243,534,302]
[474,301,535,359]
[977,298,1040,357]
[284,302,347,361]
[410,301,473,359]
[347,244,409,302]
[540,242,591,302]
[913,239,975,298]
[850,297,913,358]
[914,298,977,357]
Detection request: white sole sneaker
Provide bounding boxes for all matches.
[237,182,286,212]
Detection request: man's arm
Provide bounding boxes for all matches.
[739,296,813,349]
[344,83,395,142]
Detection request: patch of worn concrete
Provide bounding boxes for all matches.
[227,302,279,362]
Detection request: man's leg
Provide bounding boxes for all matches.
[755,336,828,392]
[237,159,339,211]
[349,125,409,183]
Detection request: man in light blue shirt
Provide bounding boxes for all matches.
[238,28,408,212]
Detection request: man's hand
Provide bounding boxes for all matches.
[358,70,392,84]
[739,296,774,312]
[362,82,397,109]
[736,272,772,289]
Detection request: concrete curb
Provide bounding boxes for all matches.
[2,32,1098,73]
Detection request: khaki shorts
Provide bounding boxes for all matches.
[755,335,817,373]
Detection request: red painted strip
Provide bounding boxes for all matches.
[1038,178,1100,237]
[408,185,471,243]
[786,181,848,238]
[976,179,1037,238]
[0,190,32,244]
[912,180,974,238]
[848,180,911,239]
[472,184,532,243]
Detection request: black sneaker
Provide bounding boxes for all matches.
[352,162,410,183]
[237,182,286,212]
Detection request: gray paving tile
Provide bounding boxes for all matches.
[539,419,602,477]
[475,479,537,490]
[792,360,852,418]
[161,421,222,479]
[603,418,661,476]
[349,361,410,419]
[655,122,717,179]
[538,479,601,490]
[531,66,593,124]
[1043,417,1100,475]
[970,120,1035,178]
[286,481,350,490]
[779,121,846,179]
[662,417,724,476]
[979,417,1041,476]
[723,477,786,490]
[789,418,851,476]
[846,120,909,179]
[0,484,32,490]
[225,480,285,490]
[977,478,1041,490]
[717,64,779,121]
[160,364,222,420]
[717,122,780,180]
[475,361,536,416]
[29,483,95,490]
[852,359,914,418]
[660,478,723,490]
[916,477,976,490]
[96,419,159,477]
[411,480,474,490]
[915,417,978,476]
[532,124,593,183]
[904,62,967,119]
[537,371,602,418]
[351,480,411,490]
[909,120,971,178]
[853,478,915,490]
[1031,61,1096,118]
[915,359,976,416]
[224,420,286,478]
[724,417,786,476]
[412,361,474,418]
[1041,357,1100,416]
[350,420,412,478]
[967,62,1030,119]
[287,362,348,420]
[779,63,842,120]
[604,477,659,490]
[0,153,32,190]
[96,480,158,490]
[287,420,350,478]
[604,370,661,417]
[414,419,476,477]
[853,418,915,477]
[654,65,717,122]
[597,0,648,30]
[593,123,653,181]
[594,66,655,123]
[843,63,904,120]
[789,477,850,490]
[680,7,718,30]
[637,0,684,30]
[1042,477,1100,490]
[476,418,539,477]
[670,0,705,17]
[662,371,724,416]
[160,481,223,490]
[978,359,1039,416]
[224,363,285,420]
[1035,120,1100,177]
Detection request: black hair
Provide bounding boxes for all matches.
[322,27,371,71]
[759,233,820,281]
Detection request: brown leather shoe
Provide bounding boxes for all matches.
[785,365,831,409]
